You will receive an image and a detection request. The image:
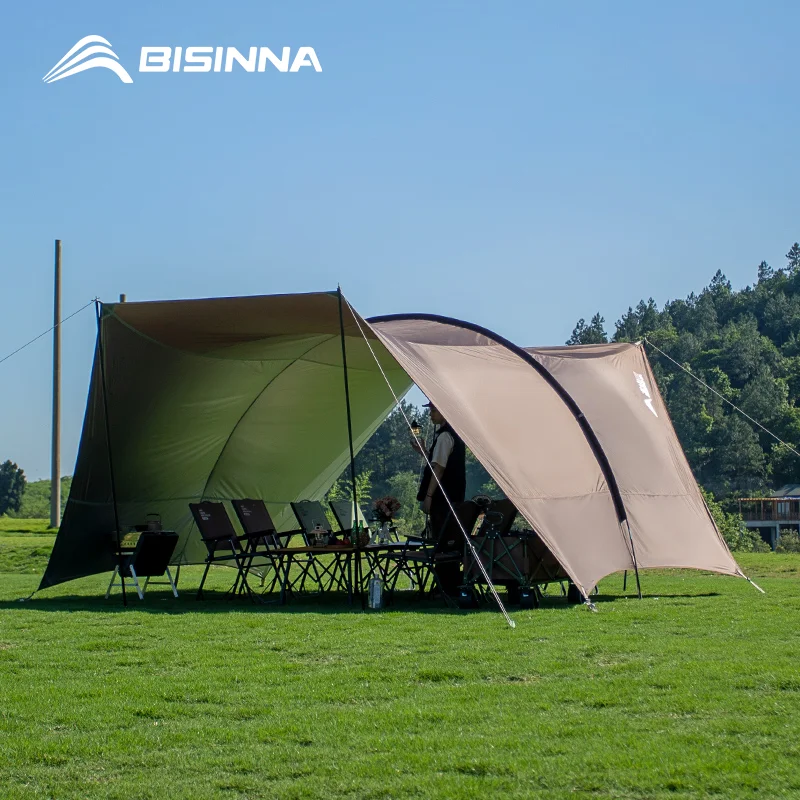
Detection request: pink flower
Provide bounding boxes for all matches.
[373,495,401,521]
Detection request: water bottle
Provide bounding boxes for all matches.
[367,577,383,609]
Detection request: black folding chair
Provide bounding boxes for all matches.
[189,502,253,599]
[521,529,570,598]
[463,498,531,604]
[329,500,371,537]
[105,531,179,600]
[386,501,481,604]
[232,499,305,593]
[291,501,352,594]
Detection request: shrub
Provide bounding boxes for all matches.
[700,487,770,552]
[0,461,26,517]
[776,529,800,553]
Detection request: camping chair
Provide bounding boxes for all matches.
[231,499,305,593]
[189,501,253,599]
[463,498,531,604]
[330,500,416,594]
[105,531,179,600]
[385,500,481,605]
[329,500,372,538]
[521,529,570,597]
[291,501,352,594]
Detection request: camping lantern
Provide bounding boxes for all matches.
[410,419,422,438]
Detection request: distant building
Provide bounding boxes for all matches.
[738,486,800,549]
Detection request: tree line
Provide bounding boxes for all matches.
[5,243,799,541]
[568,242,800,502]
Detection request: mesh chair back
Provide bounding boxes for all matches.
[433,500,481,554]
[231,499,277,535]
[291,501,332,535]
[232,498,285,548]
[189,502,240,552]
[329,500,370,532]
[124,531,179,577]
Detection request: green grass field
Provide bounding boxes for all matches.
[1,518,799,799]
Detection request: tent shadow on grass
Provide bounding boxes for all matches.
[0,596,521,616]
[0,589,721,615]
[591,592,720,603]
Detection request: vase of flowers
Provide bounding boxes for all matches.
[372,496,401,544]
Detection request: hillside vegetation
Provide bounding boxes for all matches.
[568,243,800,500]
[6,244,800,527]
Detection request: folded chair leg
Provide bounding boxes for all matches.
[280,554,293,605]
[166,567,179,598]
[197,561,212,599]
[129,566,144,600]
[105,566,119,599]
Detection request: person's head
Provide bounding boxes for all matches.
[425,402,445,426]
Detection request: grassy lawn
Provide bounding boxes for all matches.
[1,520,799,799]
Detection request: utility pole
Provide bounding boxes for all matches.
[50,240,62,529]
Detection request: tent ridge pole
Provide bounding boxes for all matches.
[367,313,630,523]
[96,301,126,606]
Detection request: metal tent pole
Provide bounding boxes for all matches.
[337,287,361,605]
[624,522,642,599]
[96,301,126,606]
[50,240,62,529]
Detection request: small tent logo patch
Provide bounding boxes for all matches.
[634,372,658,417]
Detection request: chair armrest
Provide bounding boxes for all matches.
[238,529,276,541]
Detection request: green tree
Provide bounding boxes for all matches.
[353,402,428,502]
[707,414,767,496]
[786,243,800,275]
[757,260,774,283]
[386,471,425,536]
[0,461,26,517]
[567,312,608,345]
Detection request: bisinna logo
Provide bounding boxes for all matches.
[634,372,658,418]
[44,35,322,85]
[43,35,133,84]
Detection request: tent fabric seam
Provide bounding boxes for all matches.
[177,333,340,561]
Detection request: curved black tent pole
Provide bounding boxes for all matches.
[367,312,643,599]
[338,287,361,602]
[96,301,126,606]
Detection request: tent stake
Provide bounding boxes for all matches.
[96,301,126,607]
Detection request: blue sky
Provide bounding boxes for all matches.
[1,1,799,479]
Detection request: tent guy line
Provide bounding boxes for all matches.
[344,293,517,628]
[0,299,96,367]
[644,337,800,461]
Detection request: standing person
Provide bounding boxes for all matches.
[411,401,466,593]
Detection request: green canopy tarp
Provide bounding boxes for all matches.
[40,291,410,589]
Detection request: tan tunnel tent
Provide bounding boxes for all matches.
[41,294,744,601]
[366,315,743,598]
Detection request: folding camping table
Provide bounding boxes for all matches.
[261,544,357,605]
[358,541,424,593]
